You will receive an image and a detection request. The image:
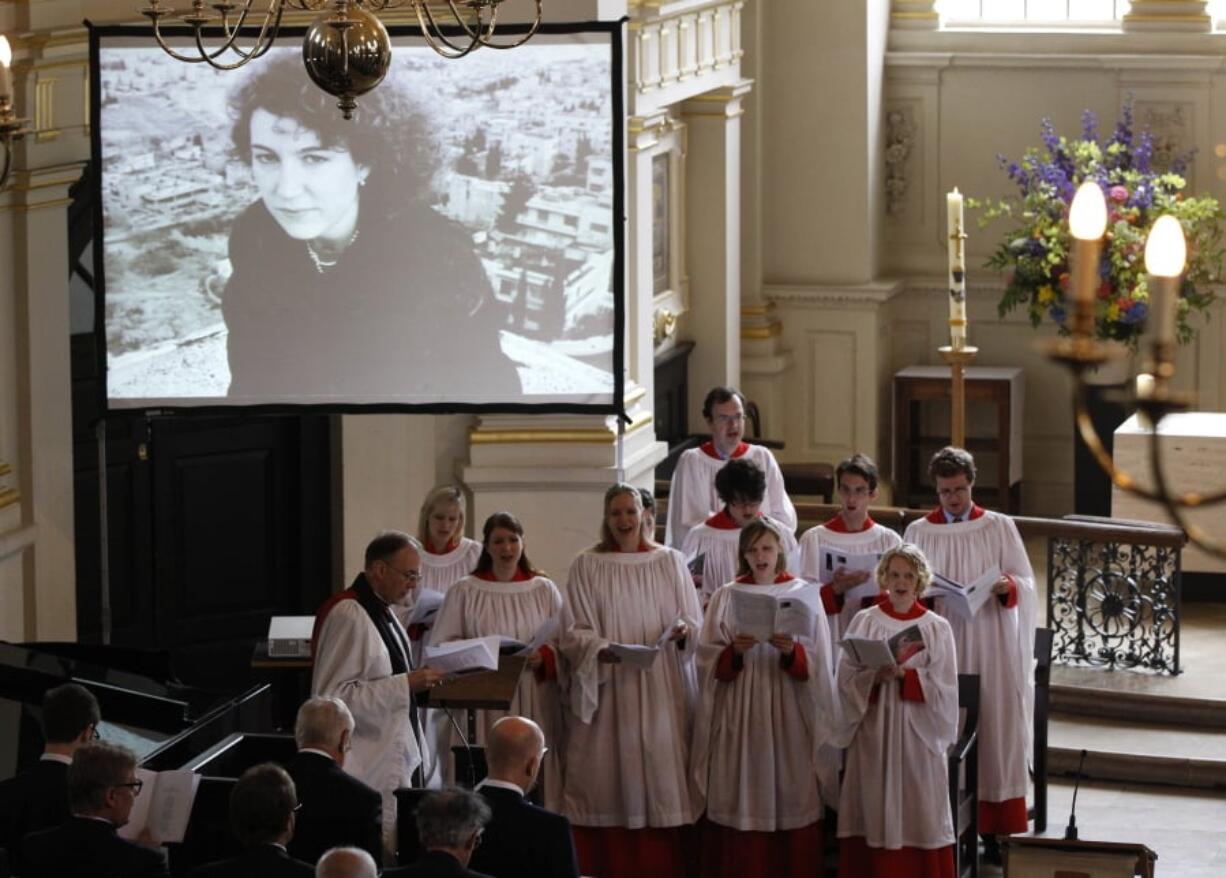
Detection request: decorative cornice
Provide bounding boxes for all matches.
[764,280,906,309]
[470,412,654,445]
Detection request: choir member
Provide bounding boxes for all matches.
[428,512,566,809]
[664,386,796,549]
[681,457,799,608]
[836,544,958,878]
[691,517,837,878]
[903,446,1035,858]
[799,453,902,658]
[560,484,703,878]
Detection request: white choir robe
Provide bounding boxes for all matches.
[798,516,902,662]
[560,547,704,828]
[904,506,1036,830]
[835,603,958,851]
[312,599,420,857]
[664,442,797,550]
[394,537,481,786]
[690,576,839,831]
[427,572,566,810]
[681,511,800,607]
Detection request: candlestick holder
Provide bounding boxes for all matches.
[938,344,978,448]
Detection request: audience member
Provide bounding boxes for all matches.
[19,741,168,878]
[287,697,382,866]
[0,682,100,851]
[386,788,493,878]
[190,763,312,877]
[468,717,579,878]
[316,846,378,878]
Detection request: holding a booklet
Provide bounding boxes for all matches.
[834,543,960,876]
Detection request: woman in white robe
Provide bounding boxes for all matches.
[428,511,565,809]
[691,517,837,877]
[836,543,958,878]
[560,483,703,878]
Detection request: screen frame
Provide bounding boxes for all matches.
[88,19,627,418]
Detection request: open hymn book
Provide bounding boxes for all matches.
[928,565,1001,620]
[422,635,501,675]
[840,624,926,669]
[606,617,685,670]
[726,584,820,642]
[117,768,201,844]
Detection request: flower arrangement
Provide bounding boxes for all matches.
[973,99,1223,347]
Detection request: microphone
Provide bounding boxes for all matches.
[1064,748,1088,840]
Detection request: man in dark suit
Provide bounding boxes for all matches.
[468,717,579,878]
[386,788,492,878]
[19,741,169,878]
[286,696,382,866]
[190,763,312,877]
[0,682,100,852]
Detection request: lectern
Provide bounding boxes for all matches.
[426,655,527,787]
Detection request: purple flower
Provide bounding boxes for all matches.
[1081,109,1099,144]
[1050,304,1068,324]
[1135,131,1153,173]
[1041,118,1061,155]
[1124,301,1148,324]
[1109,185,1129,203]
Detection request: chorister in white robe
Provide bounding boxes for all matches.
[681,511,801,607]
[664,442,797,550]
[394,537,481,787]
[312,597,420,856]
[427,571,565,810]
[798,515,902,659]
[903,506,1036,829]
[560,547,703,828]
[836,602,958,851]
[691,575,839,831]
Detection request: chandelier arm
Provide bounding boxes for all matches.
[210,0,285,63]
[440,0,492,41]
[478,0,542,49]
[1073,379,1170,504]
[415,3,483,58]
[1148,417,1226,560]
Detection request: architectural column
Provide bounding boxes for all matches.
[681,80,751,428]
[1123,0,1211,32]
[891,0,939,30]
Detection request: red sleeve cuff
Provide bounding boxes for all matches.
[780,641,809,681]
[534,644,558,682]
[820,584,844,615]
[407,623,427,641]
[900,668,925,702]
[998,576,1019,609]
[715,645,743,682]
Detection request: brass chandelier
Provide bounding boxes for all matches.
[140,0,544,118]
[1047,181,1226,559]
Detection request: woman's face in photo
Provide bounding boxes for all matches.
[248,108,370,244]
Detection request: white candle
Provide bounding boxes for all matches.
[1144,214,1186,348]
[0,37,12,106]
[1136,373,1155,400]
[947,187,967,349]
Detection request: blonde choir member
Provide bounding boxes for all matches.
[560,484,703,878]
[836,544,958,878]
[691,517,838,877]
[428,512,566,809]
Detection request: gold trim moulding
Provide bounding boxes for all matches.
[470,414,655,446]
[741,303,772,317]
[741,323,781,340]
[1123,13,1212,22]
[0,463,11,477]
[0,488,21,511]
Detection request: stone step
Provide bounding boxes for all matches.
[1048,712,1226,790]
[1051,668,1226,730]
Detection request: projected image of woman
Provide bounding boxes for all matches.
[222,53,520,401]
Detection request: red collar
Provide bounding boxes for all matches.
[425,538,460,555]
[822,513,875,533]
[700,440,749,460]
[925,504,986,524]
[474,569,533,583]
[877,595,926,620]
[704,510,740,530]
[735,571,795,585]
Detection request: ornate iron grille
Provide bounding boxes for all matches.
[1046,535,1181,674]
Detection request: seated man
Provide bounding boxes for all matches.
[665,386,796,550]
[387,788,492,878]
[191,763,312,877]
[317,846,378,878]
[0,682,100,851]
[468,717,578,878]
[287,697,382,866]
[19,741,168,878]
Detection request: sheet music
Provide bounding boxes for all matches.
[818,548,880,585]
[839,636,895,668]
[929,565,1001,620]
[118,768,201,844]
[728,586,819,640]
[423,635,500,675]
[405,588,445,627]
[607,617,681,670]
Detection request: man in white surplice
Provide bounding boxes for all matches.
[311,531,446,860]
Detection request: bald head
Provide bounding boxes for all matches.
[485,716,545,789]
[316,846,377,878]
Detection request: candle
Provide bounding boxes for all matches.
[947,187,967,349]
[0,37,12,107]
[1068,182,1107,338]
[1144,214,1186,348]
[1135,372,1155,400]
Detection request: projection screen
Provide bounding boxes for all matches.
[92,24,623,413]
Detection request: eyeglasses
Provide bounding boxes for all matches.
[293,802,303,813]
[381,561,422,584]
[115,780,144,796]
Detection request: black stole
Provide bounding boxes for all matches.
[350,573,410,674]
